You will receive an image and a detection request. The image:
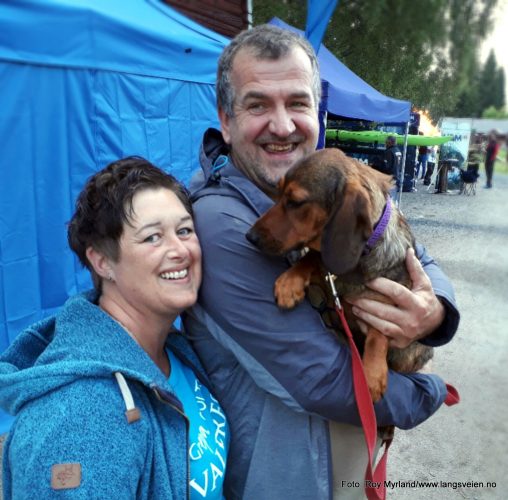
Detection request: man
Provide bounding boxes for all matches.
[484,131,500,189]
[384,135,402,181]
[415,144,429,180]
[185,25,459,499]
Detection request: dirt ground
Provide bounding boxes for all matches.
[386,174,508,499]
[1,172,507,499]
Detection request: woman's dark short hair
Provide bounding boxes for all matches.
[68,156,192,289]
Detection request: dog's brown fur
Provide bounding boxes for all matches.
[247,148,433,402]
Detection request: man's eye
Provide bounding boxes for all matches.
[290,101,309,110]
[247,102,266,113]
[144,234,161,243]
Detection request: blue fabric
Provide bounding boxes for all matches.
[0,0,228,387]
[305,0,339,53]
[183,129,457,499]
[0,291,222,498]
[167,350,229,499]
[0,0,228,82]
[270,17,411,123]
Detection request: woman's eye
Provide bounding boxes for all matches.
[177,227,194,237]
[144,234,161,243]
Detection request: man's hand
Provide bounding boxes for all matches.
[345,248,445,348]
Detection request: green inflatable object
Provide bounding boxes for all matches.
[326,129,453,146]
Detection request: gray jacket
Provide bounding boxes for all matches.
[184,129,459,500]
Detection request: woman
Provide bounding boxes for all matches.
[0,157,229,499]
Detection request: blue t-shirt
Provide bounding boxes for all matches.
[167,350,229,499]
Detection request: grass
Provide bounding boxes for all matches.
[494,146,508,175]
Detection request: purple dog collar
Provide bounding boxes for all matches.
[363,197,392,255]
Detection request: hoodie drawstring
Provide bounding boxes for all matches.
[211,155,229,180]
[114,372,141,424]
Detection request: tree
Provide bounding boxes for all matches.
[482,106,508,119]
[493,67,505,110]
[477,50,500,113]
[252,0,500,120]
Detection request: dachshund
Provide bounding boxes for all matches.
[246,148,433,402]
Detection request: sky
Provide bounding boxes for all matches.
[480,0,508,106]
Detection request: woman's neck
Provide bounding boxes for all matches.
[99,294,174,377]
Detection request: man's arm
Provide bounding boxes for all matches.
[346,245,460,348]
[192,195,449,429]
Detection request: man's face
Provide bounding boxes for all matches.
[219,46,319,193]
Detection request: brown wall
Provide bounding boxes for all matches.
[164,0,249,38]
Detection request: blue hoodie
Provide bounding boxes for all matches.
[0,291,214,499]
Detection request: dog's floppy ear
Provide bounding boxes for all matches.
[321,183,373,276]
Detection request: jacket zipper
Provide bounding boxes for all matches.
[152,386,191,500]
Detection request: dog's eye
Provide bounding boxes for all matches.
[286,199,305,209]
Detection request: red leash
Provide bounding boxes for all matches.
[326,273,459,500]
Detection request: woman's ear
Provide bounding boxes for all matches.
[86,246,114,282]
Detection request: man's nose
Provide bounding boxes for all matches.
[268,106,296,137]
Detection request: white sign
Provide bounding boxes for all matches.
[439,118,473,168]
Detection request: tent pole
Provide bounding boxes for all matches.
[396,121,410,209]
[247,0,253,28]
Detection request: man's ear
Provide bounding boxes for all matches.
[218,107,232,145]
[86,246,114,281]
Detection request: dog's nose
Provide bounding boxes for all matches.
[246,228,260,247]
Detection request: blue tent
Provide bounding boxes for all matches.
[0,0,228,431]
[270,18,411,123]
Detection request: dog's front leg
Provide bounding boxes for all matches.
[274,251,321,309]
[362,328,389,403]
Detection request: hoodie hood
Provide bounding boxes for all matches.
[190,127,274,218]
[189,127,233,193]
[0,291,204,416]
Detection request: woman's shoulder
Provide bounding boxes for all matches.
[16,374,149,435]
[5,375,157,497]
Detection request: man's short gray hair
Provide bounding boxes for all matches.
[217,24,321,117]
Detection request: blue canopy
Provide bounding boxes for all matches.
[270,18,411,123]
[0,1,227,361]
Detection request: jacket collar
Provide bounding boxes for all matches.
[192,128,274,217]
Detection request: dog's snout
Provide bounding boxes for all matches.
[246,227,261,248]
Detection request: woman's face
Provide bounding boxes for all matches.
[107,188,202,322]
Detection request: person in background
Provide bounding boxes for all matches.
[184,24,459,499]
[384,135,403,185]
[424,145,437,185]
[484,130,500,189]
[415,143,429,180]
[467,138,482,172]
[0,157,229,499]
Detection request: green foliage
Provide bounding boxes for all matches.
[482,106,508,119]
[252,0,501,121]
[493,67,505,109]
[476,51,504,114]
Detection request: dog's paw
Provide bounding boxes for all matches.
[274,271,307,309]
[364,365,388,403]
